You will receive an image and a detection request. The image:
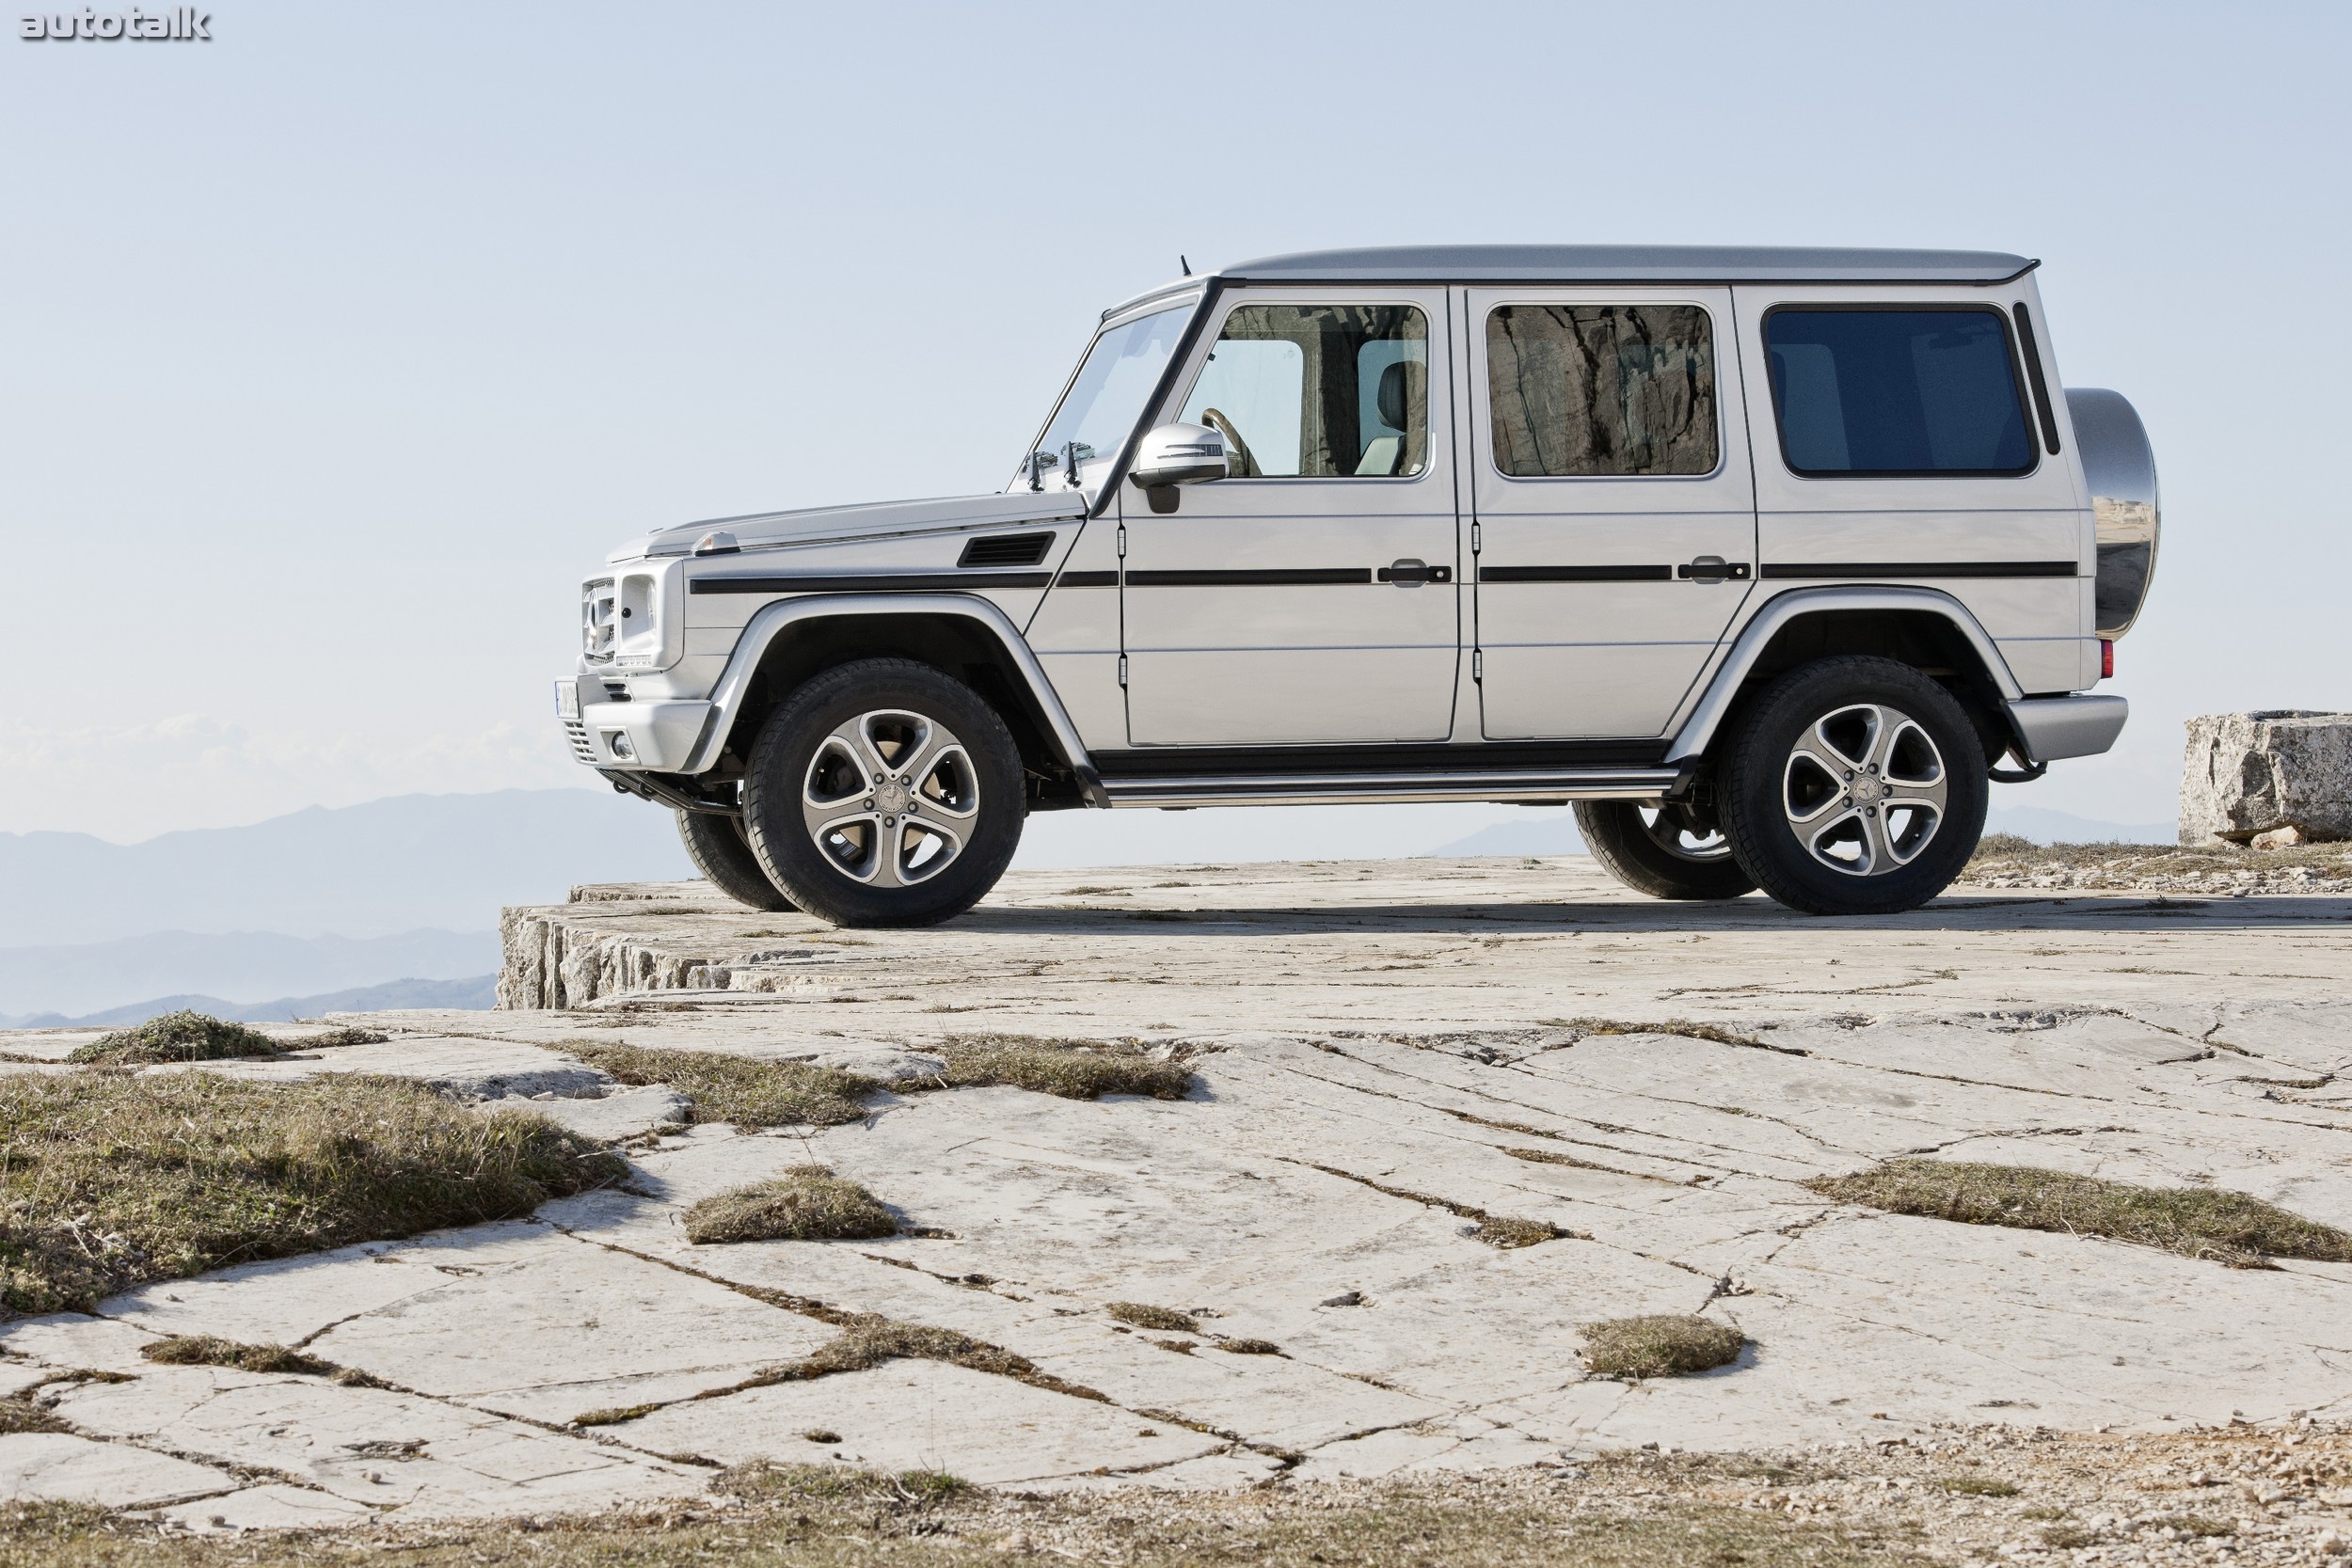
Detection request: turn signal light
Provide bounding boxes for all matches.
[2101,639,2115,679]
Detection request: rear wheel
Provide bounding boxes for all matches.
[1573,800,1757,900]
[675,810,795,912]
[1718,656,1986,916]
[743,658,1025,927]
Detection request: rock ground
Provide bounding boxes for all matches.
[2,854,2350,1561]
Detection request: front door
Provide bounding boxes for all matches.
[1120,290,1461,746]
[1465,287,1757,738]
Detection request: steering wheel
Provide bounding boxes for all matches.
[1197,408,1262,479]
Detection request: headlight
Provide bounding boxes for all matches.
[582,578,616,662]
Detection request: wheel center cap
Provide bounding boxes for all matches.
[1851,775,1886,804]
[873,779,912,816]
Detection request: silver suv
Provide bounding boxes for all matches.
[557,245,2157,926]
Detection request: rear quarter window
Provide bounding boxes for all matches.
[1764,308,2034,477]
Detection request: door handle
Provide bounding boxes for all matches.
[1378,559,1453,587]
[1677,556,1752,583]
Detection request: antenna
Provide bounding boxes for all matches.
[1180,255,1190,276]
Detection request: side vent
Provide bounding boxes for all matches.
[958,531,1056,568]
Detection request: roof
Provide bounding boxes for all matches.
[1215,245,2037,285]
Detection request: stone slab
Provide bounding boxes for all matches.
[0,1431,233,1508]
[620,1357,1225,1483]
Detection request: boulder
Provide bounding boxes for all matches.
[2180,712,2352,845]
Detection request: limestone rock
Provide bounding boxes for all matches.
[2179,711,2352,845]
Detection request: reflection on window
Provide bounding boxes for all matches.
[1035,305,1191,469]
[1486,305,1717,477]
[1178,305,1426,478]
[1765,309,2032,476]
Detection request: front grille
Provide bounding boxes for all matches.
[958,531,1056,568]
[564,718,596,764]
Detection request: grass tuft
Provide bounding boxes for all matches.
[1933,1475,2020,1497]
[1804,1159,2352,1268]
[0,1071,627,1315]
[573,1403,659,1427]
[297,1026,390,1048]
[0,1396,65,1434]
[683,1169,898,1244]
[140,1335,335,1376]
[2149,1513,2234,1538]
[564,1041,879,1128]
[933,1036,1195,1100]
[716,1461,969,1510]
[1217,1338,1283,1356]
[1106,1302,1198,1333]
[1580,1314,1746,1380]
[69,1010,282,1066]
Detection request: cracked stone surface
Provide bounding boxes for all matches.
[3,856,2349,1520]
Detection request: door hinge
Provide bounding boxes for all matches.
[1117,654,1128,688]
[1470,521,1482,554]
[1471,648,1483,681]
[1116,525,1127,559]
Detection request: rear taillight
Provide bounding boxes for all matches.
[2101,639,2115,679]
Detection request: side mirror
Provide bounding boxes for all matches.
[1129,422,1229,489]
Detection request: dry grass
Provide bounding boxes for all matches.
[683,1169,898,1243]
[932,1036,1196,1101]
[68,1011,282,1065]
[1105,1302,1197,1333]
[1804,1159,2352,1268]
[0,1071,627,1315]
[564,1041,879,1128]
[0,1465,1916,1567]
[0,1397,63,1434]
[1933,1474,2019,1497]
[1296,1162,1572,1249]
[297,1026,390,1048]
[139,1335,336,1376]
[1580,1314,1746,1379]
[721,1314,1104,1404]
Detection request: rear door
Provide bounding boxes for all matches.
[1465,287,1756,738]
[1120,289,1462,745]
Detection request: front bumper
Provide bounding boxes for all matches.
[556,680,710,770]
[2005,694,2128,765]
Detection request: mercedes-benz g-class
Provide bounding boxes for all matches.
[556,245,2157,925]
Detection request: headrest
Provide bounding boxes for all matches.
[1377,358,1419,431]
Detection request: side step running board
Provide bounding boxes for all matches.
[1100,767,1685,809]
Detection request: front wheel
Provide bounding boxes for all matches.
[1573,800,1757,900]
[1717,656,1987,916]
[742,658,1025,927]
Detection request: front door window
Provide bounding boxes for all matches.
[1179,305,1428,479]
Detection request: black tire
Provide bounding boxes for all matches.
[1573,800,1758,901]
[742,657,1025,927]
[1717,656,1987,916]
[676,809,795,912]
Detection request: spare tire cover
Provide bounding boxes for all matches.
[2067,388,2159,638]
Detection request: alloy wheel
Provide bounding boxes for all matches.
[1780,703,1948,877]
[802,709,979,887]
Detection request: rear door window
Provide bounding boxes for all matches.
[1486,304,1719,476]
[1764,308,2034,476]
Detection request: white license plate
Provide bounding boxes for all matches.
[553,679,580,721]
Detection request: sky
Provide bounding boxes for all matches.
[3,0,2345,850]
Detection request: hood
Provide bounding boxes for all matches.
[614,490,1092,564]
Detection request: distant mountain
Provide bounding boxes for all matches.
[0,788,692,946]
[1,974,497,1031]
[0,928,498,1021]
[1420,804,2177,858]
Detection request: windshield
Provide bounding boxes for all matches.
[1028,303,1192,478]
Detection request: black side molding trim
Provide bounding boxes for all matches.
[1758,562,2078,580]
[1125,567,1374,587]
[1480,564,1673,583]
[691,573,1054,594]
[1054,569,1120,588]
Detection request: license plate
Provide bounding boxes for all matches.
[553,679,580,721]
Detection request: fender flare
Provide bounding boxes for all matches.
[1662,586,2026,765]
[680,593,1106,804]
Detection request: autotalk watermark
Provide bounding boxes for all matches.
[20,8,212,40]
